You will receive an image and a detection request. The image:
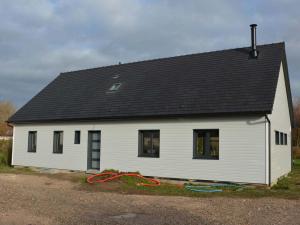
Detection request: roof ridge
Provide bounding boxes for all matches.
[61,42,284,75]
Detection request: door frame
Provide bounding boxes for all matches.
[87,130,101,170]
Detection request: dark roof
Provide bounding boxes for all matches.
[9,42,293,123]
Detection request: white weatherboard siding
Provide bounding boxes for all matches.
[269,63,292,183]
[12,116,267,184]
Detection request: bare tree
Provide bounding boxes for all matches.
[294,98,300,127]
[0,101,16,136]
[293,98,300,147]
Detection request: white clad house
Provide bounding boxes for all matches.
[9,25,293,185]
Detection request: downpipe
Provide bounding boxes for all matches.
[265,115,271,186]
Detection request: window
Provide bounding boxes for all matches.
[139,130,159,158]
[275,131,288,146]
[193,129,219,159]
[284,133,287,145]
[275,131,280,145]
[28,131,37,152]
[74,131,80,144]
[109,83,122,91]
[280,133,284,145]
[53,131,63,154]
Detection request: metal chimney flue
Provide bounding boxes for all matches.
[250,24,258,58]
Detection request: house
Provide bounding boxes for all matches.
[8,25,293,185]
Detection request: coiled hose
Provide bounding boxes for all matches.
[185,183,243,193]
[87,171,160,187]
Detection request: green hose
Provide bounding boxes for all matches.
[185,183,242,193]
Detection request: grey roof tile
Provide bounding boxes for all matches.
[9,42,290,123]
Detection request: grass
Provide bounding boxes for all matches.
[0,160,300,199]
[293,159,300,166]
[78,160,300,198]
[0,165,36,174]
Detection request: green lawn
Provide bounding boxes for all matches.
[1,160,300,199]
[294,159,300,166]
[91,161,300,198]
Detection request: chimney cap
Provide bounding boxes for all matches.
[250,24,257,28]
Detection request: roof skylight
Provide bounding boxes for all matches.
[109,83,122,91]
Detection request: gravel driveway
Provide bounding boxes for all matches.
[0,173,299,225]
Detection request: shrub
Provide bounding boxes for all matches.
[0,140,12,166]
[272,176,290,190]
[293,147,300,159]
[0,152,7,166]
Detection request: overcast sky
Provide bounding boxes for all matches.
[0,0,299,108]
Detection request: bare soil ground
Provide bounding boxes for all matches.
[0,173,300,225]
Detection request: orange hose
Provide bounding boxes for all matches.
[87,171,160,187]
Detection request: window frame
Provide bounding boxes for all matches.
[28,131,37,153]
[53,131,63,154]
[138,130,160,158]
[275,131,280,145]
[74,130,81,144]
[284,133,287,145]
[275,131,288,146]
[193,129,219,160]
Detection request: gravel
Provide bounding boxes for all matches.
[0,173,299,225]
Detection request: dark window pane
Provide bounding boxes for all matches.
[210,130,219,158]
[280,132,284,145]
[28,131,37,152]
[92,132,100,141]
[109,83,122,91]
[53,131,63,153]
[152,131,159,153]
[195,131,205,156]
[74,131,80,144]
[139,130,159,157]
[143,132,152,154]
[284,133,287,145]
[275,131,280,145]
[194,129,219,159]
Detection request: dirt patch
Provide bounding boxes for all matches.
[0,173,300,225]
[0,209,54,225]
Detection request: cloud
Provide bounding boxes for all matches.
[0,0,299,107]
